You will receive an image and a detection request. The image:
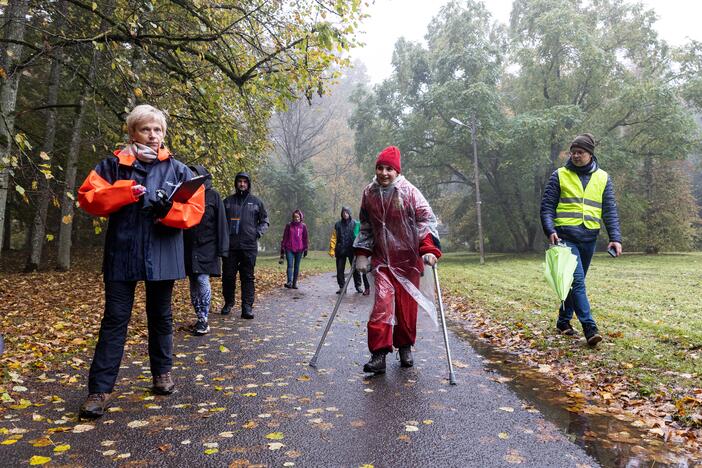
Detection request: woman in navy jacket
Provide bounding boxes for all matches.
[77,105,204,418]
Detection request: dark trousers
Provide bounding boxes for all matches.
[336,254,363,289]
[222,249,257,313]
[88,280,174,394]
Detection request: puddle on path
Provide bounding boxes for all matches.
[450,323,700,468]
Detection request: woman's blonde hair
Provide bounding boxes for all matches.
[126,104,167,137]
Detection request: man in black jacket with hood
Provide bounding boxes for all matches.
[329,206,365,294]
[221,172,269,319]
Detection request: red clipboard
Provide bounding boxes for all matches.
[168,175,209,203]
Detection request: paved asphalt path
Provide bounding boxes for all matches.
[1,273,596,467]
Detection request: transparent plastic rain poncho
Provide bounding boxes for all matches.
[353,175,440,326]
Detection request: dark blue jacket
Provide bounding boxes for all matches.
[223,172,269,251]
[540,157,622,243]
[333,206,356,257]
[78,148,205,282]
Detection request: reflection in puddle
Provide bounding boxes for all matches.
[450,323,699,467]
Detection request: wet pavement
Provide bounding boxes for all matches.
[1,273,597,467]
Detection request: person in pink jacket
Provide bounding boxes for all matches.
[279,209,309,289]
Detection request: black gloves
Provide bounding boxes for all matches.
[151,189,173,219]
[303,250,308,258]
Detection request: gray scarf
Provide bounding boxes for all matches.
[130,143,158,163]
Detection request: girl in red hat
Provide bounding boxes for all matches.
[354,146,442,373]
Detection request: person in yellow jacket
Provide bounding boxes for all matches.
[540,133,622,346]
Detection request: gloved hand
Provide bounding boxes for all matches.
[355,255,370,274]
[151,189,173,219]
[423,253,438,266]
[278,254,284,265]
[303,250,308,258]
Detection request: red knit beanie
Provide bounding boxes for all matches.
[375,146,401,173]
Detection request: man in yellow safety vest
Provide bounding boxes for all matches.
[540,133,622,346]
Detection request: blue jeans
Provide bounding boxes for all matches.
[286,251,303,285]
[557,239,598,335]
[189,274,211,321]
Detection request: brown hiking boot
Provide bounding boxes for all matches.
[586,333,603,347]
[153,372,175,395]
[79,393,111,419]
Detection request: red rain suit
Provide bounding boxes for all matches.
[354,175,441,353]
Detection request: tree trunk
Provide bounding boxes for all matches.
[56,92,88,270]
[57,0,114,270]
[0,0,30,260]
[25,5,65,271]
[2,196,10,251]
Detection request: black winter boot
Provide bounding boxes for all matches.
[220,303,232,315]
[398,346,413,368]
[363,352,387,374]
[241,308,254,320]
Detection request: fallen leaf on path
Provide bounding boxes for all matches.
[265,432,285,440]
[499,407,514,413]
[268,442,285,450]
[53,444,70,453]
[29,456,51,465]
[504,449,525,464]
[127,420,149,428]
[31,438,52,447]
[72,424,95,433]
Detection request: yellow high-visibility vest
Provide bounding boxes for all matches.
[554,167,608,229]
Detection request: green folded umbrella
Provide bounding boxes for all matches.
[543,244,578,303]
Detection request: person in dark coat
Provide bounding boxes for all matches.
[77,104,205,418]
[540,133,622,346]
[184,165,229,335]
[221,172,269,319]
[328,207,365,294]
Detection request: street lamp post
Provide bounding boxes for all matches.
[450,116,485,265]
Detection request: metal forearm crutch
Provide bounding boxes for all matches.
[432,264,457,385]
[309,260,356,368]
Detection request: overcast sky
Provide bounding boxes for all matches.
[352,0,702,84]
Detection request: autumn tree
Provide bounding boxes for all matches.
[350,0,701,252]
[0,0,365,268]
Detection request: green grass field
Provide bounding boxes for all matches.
[439,252,702,391]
